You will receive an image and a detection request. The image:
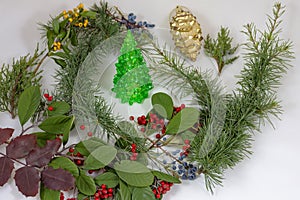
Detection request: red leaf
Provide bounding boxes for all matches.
[26,139,61,167]
[14,166,40,197]
[6,134,37,159]
[0,128,14,145]
[0,156,14,186]
[42,167,75,191]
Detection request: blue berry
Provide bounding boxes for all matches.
[178,165,183,170]
[178,170,183,175]
[163,160,167,164]
[172,165,177,170]
[182,174,187,180]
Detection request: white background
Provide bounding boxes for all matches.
[1,0,300,200]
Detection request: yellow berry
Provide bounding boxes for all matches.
[68,10,73,14]
[53,46,57,51]
[78,23,83,27]
[62,10,67,15]
[68,18,73,23]
[77,3,84,9]
[63,14,69,19]
[73,8,78,12]
[74,13,79,18]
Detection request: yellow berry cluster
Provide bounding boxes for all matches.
[53,41,61,51]
[62,3,89,27]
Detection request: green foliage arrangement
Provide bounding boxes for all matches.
[0,2,293,200]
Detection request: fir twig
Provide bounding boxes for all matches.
[204,26,239,75]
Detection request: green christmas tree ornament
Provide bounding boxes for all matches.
[112,30,153,105]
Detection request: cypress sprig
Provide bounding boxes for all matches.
[204,26,239,75]
[0,46,45,118]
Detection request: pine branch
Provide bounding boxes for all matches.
[0,46,45,118]
[190,3,293,193]
[204,26,239,75]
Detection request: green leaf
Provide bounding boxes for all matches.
[32,132,56,147]
[151,92,174,119]
[76,170,96,196]
[77,193,88,200]
[75,137,105,156]
[70,29,78,46]
[166,107,199,135]
[118,121,138,137]
[151,171,181,183]
[80,11,97,19]
[180,130,196,142]
[84,146,117,170]
[40,183,60,200]
[53,58,67,69]
[94,172,119,188]
[38,115,74,144]
[132,187,156,200]
[18,86,41,126]
[48,101,70,116]
[46,30,55,49]
[49,51,68,59]
[114,160,154,187]
[49,157,79,177]
[119,180,131,200]
[52,18,60,34]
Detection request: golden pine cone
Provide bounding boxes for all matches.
[169,6,203,61]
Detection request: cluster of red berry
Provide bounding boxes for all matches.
[94,184,114,200]
[60,192,75,200]
[68,147,84,166]
[130,143,138,161]
[152,180,173,199]
[44,93,54,111]
[136,115,148,126]
[173,104,185,114]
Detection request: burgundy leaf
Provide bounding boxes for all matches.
[42,167,75,191]
[6,134,37,159]
[0,156,14,186]
[0,128,14,145]
[26,139,61,167]
[14,166,40,197]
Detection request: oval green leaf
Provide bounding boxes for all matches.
[40,183,60,200]
[119,180,131,200]
[166,107,199,135]
[75,137,105,156]
[76,171,96,196]
[52,18,60,34]
[18,86,41,126]
[49,157,79,177]
[151,92,174,119]
[84,146,117,170]
[48,101,70,116]
[151,171,181,183]
[114,160,154,187]
[94,172,119,188]
[132,187,156,200]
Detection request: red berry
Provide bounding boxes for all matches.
[155,134,161,139]
[44,93,49,98]
[101,184,106,189]
[69,148,74,153]
[48,106,54,111]
[108,188,113,193]
[129,116,134,121]
[76,152,82,157]
[47,96,53,101]
[184,139,190,145]
[155,193,161,199]
[87,131,93,137]
[76,160,82,165]
[80,125,85,130]
[181,104,186,109]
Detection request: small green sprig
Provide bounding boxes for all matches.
[204,26,239,75]
[0,46,45,118]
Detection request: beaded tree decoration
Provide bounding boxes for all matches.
[112,30,153,105]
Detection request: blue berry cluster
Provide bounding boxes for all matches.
[172,161,198,180]
[122,13,155,29]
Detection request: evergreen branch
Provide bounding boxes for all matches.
[0,46,45,118]
[204,26,239,75]
[190,3,293,192]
